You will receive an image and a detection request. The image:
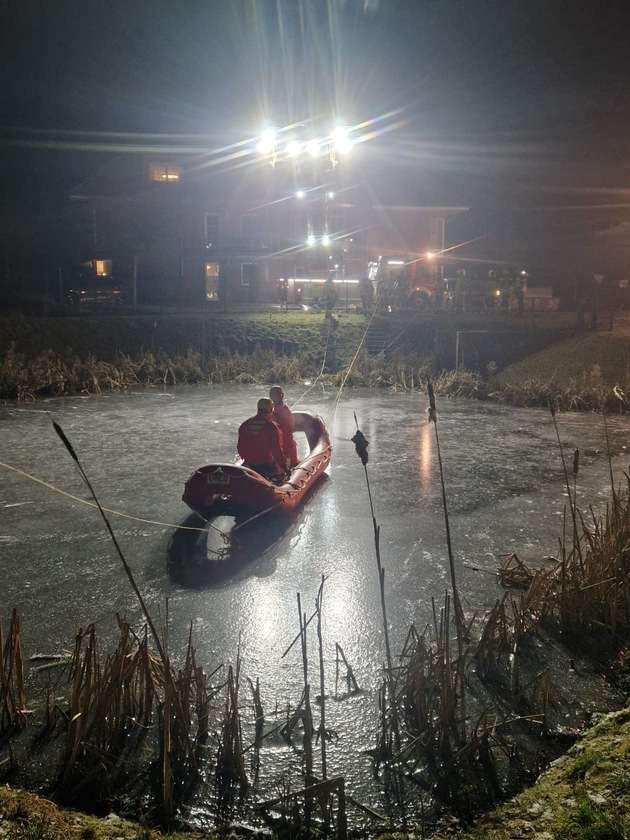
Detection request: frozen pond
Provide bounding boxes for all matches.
[1,383,629,821]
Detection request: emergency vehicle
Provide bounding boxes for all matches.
[274,269,361,308]
[368,255,436,309]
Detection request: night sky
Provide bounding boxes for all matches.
[3,0,630,277]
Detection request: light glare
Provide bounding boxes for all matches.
[286,140,301,157]
[331,127,352,154]
[257,129,276,155]
[306,139,320,157]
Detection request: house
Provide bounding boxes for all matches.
[69,149,468,309]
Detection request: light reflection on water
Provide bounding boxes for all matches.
[2,384,630,822]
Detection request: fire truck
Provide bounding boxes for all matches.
[367,255,436,309]
[274,269,361,308]
[274,254,437,310]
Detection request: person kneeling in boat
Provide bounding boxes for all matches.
[237,398,290,481]
[269,385,299,468]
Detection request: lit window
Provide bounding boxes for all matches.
[148,162,181,182]
[205,263,220,300]
[95,259,112,276]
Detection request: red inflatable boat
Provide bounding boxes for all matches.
[182,410,332,520]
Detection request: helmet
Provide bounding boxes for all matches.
[257,398,274,414]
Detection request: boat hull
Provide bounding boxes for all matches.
[182,411,332,519]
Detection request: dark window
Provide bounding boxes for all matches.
[205,214,220,247]
[241,263,255,286]
[241,214,256,245]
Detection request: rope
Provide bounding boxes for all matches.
[229,500,286,533]
[290,311,336,409]
[378,305,424,354]
[330,305,379,423]
[0,460,226,538]
[289,306,378,449]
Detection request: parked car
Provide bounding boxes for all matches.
[67,278,128,306]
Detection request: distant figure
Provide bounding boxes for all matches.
[321,276,335,317]
[377,274,392,312]
[393,271,407,311]
[269,385,299,467]
[358,276,374,314]
[237,398,289,480]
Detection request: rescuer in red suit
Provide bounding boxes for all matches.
[269,385,299,468]
[237,398,289,480]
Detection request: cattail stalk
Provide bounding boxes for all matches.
[426,379,466,740]
[352,412,401,753]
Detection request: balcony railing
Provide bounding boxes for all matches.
[195,235,367,259]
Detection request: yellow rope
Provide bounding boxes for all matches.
[290,307,378,434]
[290,312,336,409]
[330,305,379,421]
[0,460,219,536]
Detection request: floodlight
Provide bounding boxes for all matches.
[331,127,352,154]
[286,140,301,157]
[257,129,277,155]
[306,139,320,157]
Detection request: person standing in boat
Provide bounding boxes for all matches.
[269,385,299,468]
[237,398,289,480]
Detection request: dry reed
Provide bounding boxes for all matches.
[56,615,210,818]
[0,609,27,736]
[215,657,248,798]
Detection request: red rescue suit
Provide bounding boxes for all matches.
[237,411,287,477]
[272,403,298,467]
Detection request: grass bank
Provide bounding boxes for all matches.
[492,327,630,411]
[439,705,630,840]
[0,311,370,363]
[0,308,607,405]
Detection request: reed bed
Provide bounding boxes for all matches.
[4,338,630,414]
[398,609,460,768]
[55,615,212,819]
[491,374,630,413]
[59,619,151,802]
[258,582,381,836]
[215,656,248,800]
[0,609,26,737]
[259,775,349,840]
[493,480,630,641]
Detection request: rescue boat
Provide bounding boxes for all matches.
[182,410,332,520]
